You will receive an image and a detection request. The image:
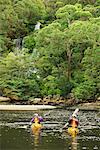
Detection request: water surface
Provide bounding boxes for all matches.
[0,109,100,150]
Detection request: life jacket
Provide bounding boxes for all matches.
[34,117,40,123]
[31,122,42,133]
[69,117,79,128]
[68,127,79,137]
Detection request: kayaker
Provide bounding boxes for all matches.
[31,113,43,124]
[31,113,43,134]
[63,108,79,129]
[68,114,79,128]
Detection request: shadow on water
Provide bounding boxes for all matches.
[0,109,100,150]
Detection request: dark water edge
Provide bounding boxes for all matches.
[0,109,100,150]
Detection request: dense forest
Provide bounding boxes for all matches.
[0,0,100,102]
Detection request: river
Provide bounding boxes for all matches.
[0,108,100,150]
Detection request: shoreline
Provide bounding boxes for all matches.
[0,104,56,111]
[0,102,100,111]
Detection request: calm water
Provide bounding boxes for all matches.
[0,108,100,150]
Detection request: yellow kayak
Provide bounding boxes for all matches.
[68,127,79,137]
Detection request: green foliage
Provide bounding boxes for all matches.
[95,0,100,6]
[35,22,64,56]
[35,22,63,69]
[40,75,61,96]
[72,46,100,100]
[83,5,99,17]
[72,80,96,100]
[0,35,6,53]
[0,0,99,101]
[66,20,100,45]
[0,50,40,100]
[74,10,93,20]
[55,3,94,29]
[0,0,46,52]
[23,34,36,52]
[14,0,46,26]
[82,47,100,92]
[56,4,77,21]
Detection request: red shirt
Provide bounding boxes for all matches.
[69,117,79,127]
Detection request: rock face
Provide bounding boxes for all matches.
[28,96,75,106]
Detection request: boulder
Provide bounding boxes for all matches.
[9,95,20,101]
[29,98,42,104]
[97,97,100,101]
[0,96,10,102]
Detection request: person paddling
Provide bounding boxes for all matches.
[68,113,79,128]
[31,113,43,135]
[63,108,79,129]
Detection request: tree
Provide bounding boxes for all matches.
[0,50,40,100]
[0,0,46,52]
[35,24,66,79]
[23,33,36,53]
[72,47,99,100]
[69,20,100,100]
[56,3,94,29]
[0,1,99,101]
[14,0,46,32]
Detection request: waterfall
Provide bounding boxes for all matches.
[14,37,23,50]
[34,22,41,30]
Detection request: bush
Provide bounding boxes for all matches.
[72,80,96,100]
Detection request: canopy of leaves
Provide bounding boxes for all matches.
[0,50,40,100]
[0,0,99,101]
[0,0,46,52]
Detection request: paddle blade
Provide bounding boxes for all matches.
[72,108,79,117]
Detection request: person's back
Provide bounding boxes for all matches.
[68,116,79,128]
[67,110,79,137]
[63,108,79,129]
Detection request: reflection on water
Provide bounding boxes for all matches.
[33,133,40,147]
[71,136,78,150]
[62,130,79,150]
[0,109,100,150]
[32,132,41,150]
[31,128,41,148]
